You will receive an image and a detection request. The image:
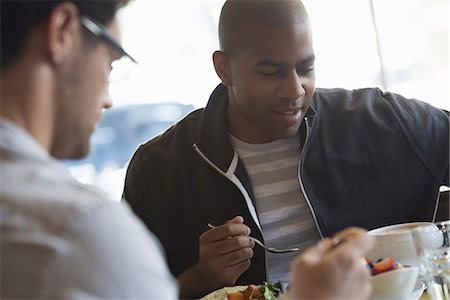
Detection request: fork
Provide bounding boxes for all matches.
[207,223,300,254]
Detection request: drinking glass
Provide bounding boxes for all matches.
[412,220,450,300]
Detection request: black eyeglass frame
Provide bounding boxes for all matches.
[79,15,137,64]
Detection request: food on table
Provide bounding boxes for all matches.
[226,284,258,300]
[365,256,406,276]
[200,286,247,300]
[226,282,284,300]
[200,282,284,300]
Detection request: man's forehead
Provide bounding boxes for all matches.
[236,22,313,56]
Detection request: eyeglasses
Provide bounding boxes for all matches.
[80,15,137,83]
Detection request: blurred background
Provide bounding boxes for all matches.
[64,0,449,201]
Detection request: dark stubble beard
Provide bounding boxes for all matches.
[49,60,92,160]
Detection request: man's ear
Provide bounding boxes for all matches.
[46,2,80,65]
[212,50,232,87]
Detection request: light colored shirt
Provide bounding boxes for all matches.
[0,118,178,299]
[230,134,321,282]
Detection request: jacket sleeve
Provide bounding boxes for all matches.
[122,145,156,230]
[384,91,449,187]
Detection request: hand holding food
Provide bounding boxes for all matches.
[289,227,374,300]
[200,229,423,300]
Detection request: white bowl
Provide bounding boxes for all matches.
[409,281,426,300]
[367,222,432,267]
[371,266,419,300]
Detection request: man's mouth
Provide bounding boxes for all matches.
[275,106,303,115]
[278,109,301,115]
[272,108,303,126]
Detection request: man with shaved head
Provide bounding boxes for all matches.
[124,0,449,298]
[219,0,310,54]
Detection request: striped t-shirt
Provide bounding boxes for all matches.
[230,134,321,282]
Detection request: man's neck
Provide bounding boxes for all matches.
[0,61,54,154]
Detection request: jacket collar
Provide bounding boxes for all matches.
[196,84,235,173]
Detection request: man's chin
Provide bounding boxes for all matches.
[52,144,91,161]
[276,124,302,140]
[277,132,299,141]
[69,145,91,160]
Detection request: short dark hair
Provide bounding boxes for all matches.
[218,0,309,56]
[0,0,130,71]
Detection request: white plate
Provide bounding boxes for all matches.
[200,286,247,300]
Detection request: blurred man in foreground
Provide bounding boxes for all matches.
[0,1,176,298]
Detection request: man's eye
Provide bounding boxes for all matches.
[297,65,315,75]
[259,68,278,76]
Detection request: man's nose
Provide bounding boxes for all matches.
[279,71,305,100]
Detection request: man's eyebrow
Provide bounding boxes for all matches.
[298,54,315,65]
[255,60,285,68]
[255,54,316,68]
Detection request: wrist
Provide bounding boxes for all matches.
[177,263,222,299]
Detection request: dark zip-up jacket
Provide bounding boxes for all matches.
[123,84,449,285]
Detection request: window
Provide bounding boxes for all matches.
[304,0,448,110]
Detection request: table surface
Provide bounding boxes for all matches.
[420,292,430,300]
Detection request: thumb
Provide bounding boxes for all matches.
[226,215,244,225]
[299,238,333,264]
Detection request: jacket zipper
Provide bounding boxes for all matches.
[192,144,262,231]
[298,117,325,239]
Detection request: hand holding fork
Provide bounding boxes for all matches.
[207,223,300,253]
